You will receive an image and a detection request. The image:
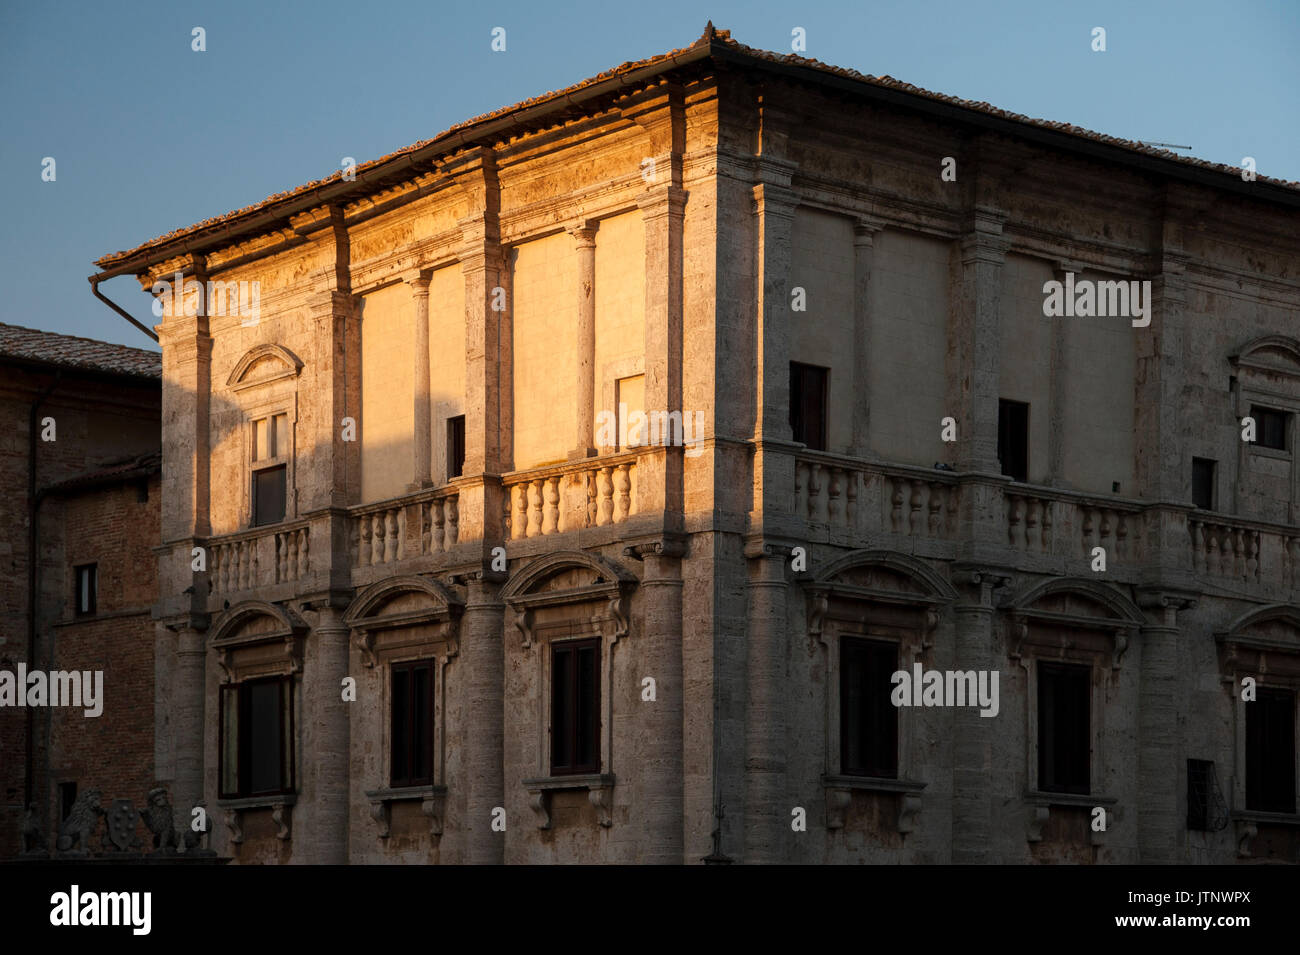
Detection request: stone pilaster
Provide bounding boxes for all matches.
[461,574,504,864]
[627,540,686,862]
[851,218,885,458]
[948,207,1009,475]
[305,604,350,864]
[172,624,206,839]
[743,541,791,863]
[405,268,434,489]
[753,171,798,445]
[569,222,598,460]
[1047,260,1085,486]
[950,569,1008,863]
[1136,592,1195,863]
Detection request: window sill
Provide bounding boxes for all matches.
[365,785,447,839]
[1231,809,1300,859]
[522,774,616,829]
[1025,791,1117,845]
[821,775,926,832]
[215,794,296,843]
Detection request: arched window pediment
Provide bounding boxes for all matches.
[209,599,308,682]
[1002,578,1144,669]
[502,550,636,647]
[344,575,464,667]
[227,343,304,392]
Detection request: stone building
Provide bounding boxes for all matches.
[89,25,1300,864]
[0,323,161,857]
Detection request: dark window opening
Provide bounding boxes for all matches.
[447,415,466,480]
[1038,661,1090,795]
[1246,687,1296,813]
[219,676,294,799]
[1192,458,1216,510]
[1252,405,1289,452]
[551,638,600,775]
[58,782,77,822]
[790,362,828,451]
[1187,759,1228,831]
[390,660,434,788]
[252,465,287,527]
[74,564,97,616]
[998,399,1030,483]
[840,637,899,778]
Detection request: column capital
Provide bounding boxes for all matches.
[568,220,599,246]
[853,216,888,243]
[401,267,433,290]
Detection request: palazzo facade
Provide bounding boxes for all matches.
[91,26,1300,863]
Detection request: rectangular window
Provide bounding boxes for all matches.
[390,660,435,788]
[615,375,646,450]
[790,362,829,451]
[74,564,97,616]
[253,465,287,527]
[219,676,294,799]
[1192,457,1216,510]
[446,416,466,480]
[253,412,288,462]
[1246,687,1296,813]
[551,638,600,775]
[1252,405,1289,452]
[998,399,1030,483]
[1038,661,1090,795]
[840,637,899,778]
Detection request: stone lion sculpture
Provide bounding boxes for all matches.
[55,788,103,853]
[141,788,178,850]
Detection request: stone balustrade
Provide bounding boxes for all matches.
[351,488,459,568]
[504,453,637,540]
[210,520,311,595]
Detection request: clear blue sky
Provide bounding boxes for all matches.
[1,0,1295,350]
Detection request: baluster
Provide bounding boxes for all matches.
[432,499,446,553]
[846,471,858,532]
[1115,514,1128,559]
[890,477,905,533]
[908,480,923,535]
[1099,509,1113,556]
[278,533,288,583]
[298,528,309,579]
[1040,499,1052,552]
[807,464,822,522]
[371,514,385,565]
[1245,531,1259,582]
[445,496,458,547]
[1025,498,1041,550]
[1081,507,1095,557]
[421,502,432,555]
[396,508,407,561]
[1007,495,1023,548]
[826,468,843,528]
[927,483,943,537]
[596,468,614,527]
[1230,528,1244,578]
[526,481,544,536]
[513,484,528,540]
[542,477,560,534]
[613,466,631,523]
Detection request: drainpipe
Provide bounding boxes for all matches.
[26,372,61,818]
[90,276,159,343]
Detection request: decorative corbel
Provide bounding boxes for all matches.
[370,801,391,839]
[226,809,243,845]
[272,802,292,840]
[921,608,940,657]
[528,791,551,830]
[825,786,851,830]
[806,589,829,652]
[422,791,446,838]
[215,647,234,683]
[588,787,613,828]
[606,590,630,641]
[1009,615,1029,662]
[1026,805,1050,842]
[513,607,535,649]
[285,634,302,675]
[1111,627,1133,671]
[898,793,923,835]
[353,627,377,668]
[1235,818,1257,859]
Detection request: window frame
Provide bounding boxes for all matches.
[839,635,900,779]
[790,361,829,451]
[389,658,436,789]
[218,674,296,800]
[245,406,295,529]
[1036,660,1092,796]
[73,563,97,617]
[446,415,466,481]
[549,636,602,776]
[1245,685,1297,814]
[1251,404,1290,453]
[998,398,1030,483]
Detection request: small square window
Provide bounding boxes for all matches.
[1251,405,1289,452]
[74,564,97,616]
[1038,661,1090,795]
[446,416,465,480]
[1192,458,1216,510]
[998,399,1030,483]
[790,362,828,451]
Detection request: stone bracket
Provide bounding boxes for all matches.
[218,794,297,844]
[821,776,926,834]
[522,774,616,829]
[365,786,448,839]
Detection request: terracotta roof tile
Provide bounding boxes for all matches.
[93,24,1298,271]
[44,450,162,495]
[0,322,162,379]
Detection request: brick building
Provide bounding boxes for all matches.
[0,323,161,857]
[90,25,1300,863]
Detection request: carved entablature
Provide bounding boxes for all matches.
[1002,578,1144,672]
[1230,335,1300,386]
[226,344,304,393]
[209,601,309,683]
[501,550,636,649]
[1216,604,1300,682]
[803,549,955,654]
[343,575,464,669]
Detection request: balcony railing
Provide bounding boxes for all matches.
[210,520,311,595]
[503,452,638,540]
